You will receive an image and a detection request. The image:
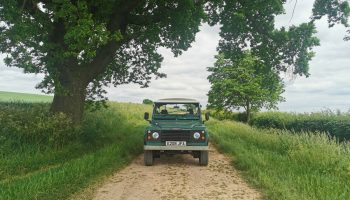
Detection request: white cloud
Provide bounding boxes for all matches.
[0,62,45,94]
[105,24,219,107]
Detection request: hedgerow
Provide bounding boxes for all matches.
[250,111,350,141]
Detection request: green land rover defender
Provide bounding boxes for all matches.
[143,98,209,166]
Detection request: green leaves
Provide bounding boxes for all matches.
[215,0,349,78]
[54,0,112,62]
[207,52,285,119]
[265,22,320,77]
[0,0,349,118]
[312,0,350,40]
[312,0,350,27]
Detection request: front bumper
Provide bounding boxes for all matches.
[144,145,209,151]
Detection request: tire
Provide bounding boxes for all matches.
[144,150,154,166]
[199,150,208,166]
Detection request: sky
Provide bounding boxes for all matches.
[1,0,350,112]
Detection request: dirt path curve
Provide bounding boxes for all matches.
[93,144,260,200]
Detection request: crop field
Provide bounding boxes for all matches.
[0,91,53,102]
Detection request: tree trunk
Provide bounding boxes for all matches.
[50,71,88,124]
[246,100,251,123]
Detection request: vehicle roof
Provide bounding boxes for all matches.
[155,98,199,104]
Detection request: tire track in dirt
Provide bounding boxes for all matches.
[93,144,260,200]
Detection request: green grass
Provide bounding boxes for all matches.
[3,91,350,200]
[207,119,350,200]
[0,102,151,199]
[0,91,53,102]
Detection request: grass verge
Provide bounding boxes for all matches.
[0,102,150,200]
[207,119,350,200]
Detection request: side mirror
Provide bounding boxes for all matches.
[205,112,210,121]
[144,112,149,120]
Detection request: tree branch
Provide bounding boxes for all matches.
[127,14,163,26]
[83,1,146,80]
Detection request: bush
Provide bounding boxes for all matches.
[142,99,153,105]
[0,102,82,147]
[207,109,249,122]
[250,111,350,141]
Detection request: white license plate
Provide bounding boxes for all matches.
[166,141,186,146]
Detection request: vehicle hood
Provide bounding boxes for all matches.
[152,120,203,130]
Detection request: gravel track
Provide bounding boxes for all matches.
[93,144,260,200]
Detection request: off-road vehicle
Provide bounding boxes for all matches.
[143,98,209,166]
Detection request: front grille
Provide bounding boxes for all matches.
[161,130,191,141]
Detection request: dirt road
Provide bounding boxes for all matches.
[93,145,260,200]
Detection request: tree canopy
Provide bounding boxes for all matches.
[0,0,349,123]
[207,53,285,122]
[142,99,153,105]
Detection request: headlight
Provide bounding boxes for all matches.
[152,132,159,139]
[193,132,201,140]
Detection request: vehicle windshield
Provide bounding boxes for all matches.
[153,103,200,120]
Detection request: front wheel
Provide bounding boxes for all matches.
[199,151,208,166]
[144,150,154,166]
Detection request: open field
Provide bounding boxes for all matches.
[0,91,53,102]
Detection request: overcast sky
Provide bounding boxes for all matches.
[1,0,350,112]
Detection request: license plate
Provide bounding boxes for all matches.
[166,141,186,146]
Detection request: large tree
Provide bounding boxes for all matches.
[0,0,349,123]
[208,53,285,122]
